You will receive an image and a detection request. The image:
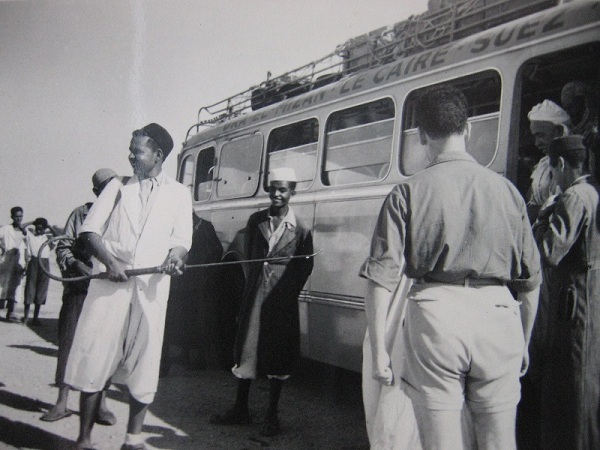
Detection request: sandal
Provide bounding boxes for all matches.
[40,408,74,422]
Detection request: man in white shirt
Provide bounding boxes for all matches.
[0,206,27,322]
[64,123,193,450]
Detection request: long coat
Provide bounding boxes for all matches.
[534,176,600,450]
[233,208,313,376]
[164,215,223,349]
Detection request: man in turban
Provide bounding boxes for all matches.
[527,99,571,221]
[64,124,193,450]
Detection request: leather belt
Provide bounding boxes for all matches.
[418,276,506,287]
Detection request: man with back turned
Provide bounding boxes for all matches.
[360,86,541,449]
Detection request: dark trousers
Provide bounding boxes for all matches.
[24,257,50,305]
[55,285,87,385]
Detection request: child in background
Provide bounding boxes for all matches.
[23,217,54,325]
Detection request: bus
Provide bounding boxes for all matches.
[177,0,600,372]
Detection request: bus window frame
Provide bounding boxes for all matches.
[399,69,502,176]
[264,115,320,192]
[193,144,216,203]
[321,96,397,187]
[215,132,264,200]
[178,151,196,197]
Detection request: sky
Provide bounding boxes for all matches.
[0,0,428,227]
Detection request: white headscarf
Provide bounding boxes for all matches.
[527,99,570,125]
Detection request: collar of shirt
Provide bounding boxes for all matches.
[427,151,477,169]
[268,207,297,231]
[570,174,592,188]
[133,170,165,187]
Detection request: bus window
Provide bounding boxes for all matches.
[194,146,215,202]
[323,98,395,186]
[179,153,194,195]
[216,133,263,199]
[265,118,318,191]
[400,70,501,175]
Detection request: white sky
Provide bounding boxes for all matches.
[0,0,428,226]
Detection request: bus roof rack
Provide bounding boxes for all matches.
[188,0,563,140]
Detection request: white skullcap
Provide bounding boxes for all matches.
[270,167,298,182]
[527,100,570,125]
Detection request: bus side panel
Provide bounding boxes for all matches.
[306,194,389,371]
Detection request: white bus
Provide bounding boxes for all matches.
[177,0,600,372]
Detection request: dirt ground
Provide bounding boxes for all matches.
[0,268,370,450]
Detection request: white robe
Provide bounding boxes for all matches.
[0,224,26,301]
[64,173,192,403]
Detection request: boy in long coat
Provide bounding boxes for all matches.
[211,167,313,436]
[534,135,600,450]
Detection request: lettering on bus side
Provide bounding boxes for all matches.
[209,3,592,137]
[471,11,565,54]
[338,9,577,95]
[274,90,329,115]
[223,117,248,133]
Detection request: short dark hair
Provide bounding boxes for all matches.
[415,85,469,139]
[33,217,49,229]
[10,206,23,216]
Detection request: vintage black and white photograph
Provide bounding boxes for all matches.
[0,0,599,449]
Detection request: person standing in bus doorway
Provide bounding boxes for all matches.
[526,99,571,222]
[360,85,541,450]
[0,206,27,322]
[22,217,54,325]
[210,167,313,437]
[518,99,571,449]
[561,80,599,180]
[64,123,193,450]
[41,168,117,424]
[533,135,600,450]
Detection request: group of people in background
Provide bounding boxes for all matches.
[0,122,312,450]
[0,206,55,325]
[0,79,597,450]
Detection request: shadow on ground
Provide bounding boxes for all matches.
[146,357,368,449]
[0,389,52,413]
[24,318,60,347]
[0,416,74,450]
[8,344,58,358]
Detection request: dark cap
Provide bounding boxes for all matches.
[548,135,586,159]
[135,123,174,158]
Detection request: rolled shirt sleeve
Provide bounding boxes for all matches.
[359,187,406,292]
